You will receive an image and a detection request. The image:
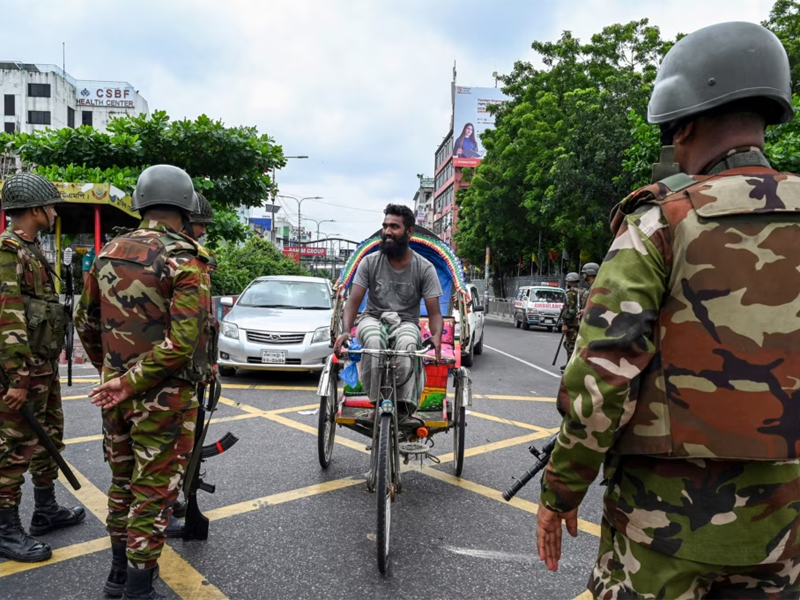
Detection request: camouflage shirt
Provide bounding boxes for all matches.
[541,149,800,566]
[0,228,59,387]
[74,220,210,405]
[562,286,580,327]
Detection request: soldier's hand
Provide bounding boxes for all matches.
[89,377,134,409]
[537,503,578,572]
[561,325,568,333]
[2,388,28,411]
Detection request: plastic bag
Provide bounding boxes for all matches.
[338,341,362,388]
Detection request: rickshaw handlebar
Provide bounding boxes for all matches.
[345,348,431,359]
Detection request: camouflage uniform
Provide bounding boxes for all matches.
[0,228,67,507]
[74,219,209,569]
[561,286,580,358]
[541,148,800,598]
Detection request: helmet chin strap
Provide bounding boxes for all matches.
[181,211,194,238]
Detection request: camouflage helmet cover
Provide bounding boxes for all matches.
[190,192,214,224]
[132,165,198,213]
[0,173,63,211]
[648,21,793,126]
[581,262,600,276]
[565,272,580,283]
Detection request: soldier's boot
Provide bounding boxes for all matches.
[171,500,186,519]
[29,485,86,535]
[122,566,164,600]
[164,515,185,539]
[104,542,128,598]
[0,505,52,562]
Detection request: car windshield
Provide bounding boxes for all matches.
[238,280,331,309]
[530,290,564,303]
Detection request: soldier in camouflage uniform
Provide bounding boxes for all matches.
[0,173,86,563]
[577,262,598,320]
[536,22,800,598]
[165,191,218,539]
[559,272,580,372]
[75,165,209,600]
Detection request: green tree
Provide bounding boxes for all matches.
[0,111,285,245]
[212,235,308,296]
[764,0,800,93]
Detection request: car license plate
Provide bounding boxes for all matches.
[261,351,286,364]
[543,317,553,324]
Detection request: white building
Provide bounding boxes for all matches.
[412,176,434,229]
[1,61,148,135]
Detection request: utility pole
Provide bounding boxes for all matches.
[269,156,308,244]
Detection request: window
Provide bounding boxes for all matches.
[67,107,75,128]
[27,83,51,98]
[28,110,51,125]
[82,111,93,127]
[3,95,13,116]
[3,122,15,134]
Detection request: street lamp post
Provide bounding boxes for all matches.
[276,194,323,245]
[319,232,340,278]
[304,217,335,273]
[270,156,308,244]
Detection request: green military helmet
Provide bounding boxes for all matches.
[648,22,793,127]
[0,173,63,211]
[190,192,214,224]
[132,165,198,213]
[581,262,600,276]
[207,254,217,268]
[565,272,580,283]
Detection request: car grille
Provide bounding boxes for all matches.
[246,331,306,345]
[247,357,302,365]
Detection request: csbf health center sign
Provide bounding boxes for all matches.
[76,83,137,109]
[452,86,509,167]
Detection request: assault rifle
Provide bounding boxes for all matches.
[503,434,557,502]
[180,376,238,541]
[0,369,81,490]
[62,248,74,386]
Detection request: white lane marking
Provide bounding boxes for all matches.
[444,546,538,564]
[484,345,561,379]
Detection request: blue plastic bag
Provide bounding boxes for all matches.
[338,341,362,388]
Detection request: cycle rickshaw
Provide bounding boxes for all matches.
[315,225,474,572]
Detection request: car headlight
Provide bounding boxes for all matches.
[527,309,539,315]
[311,326,329,344]
[222,322,239,339]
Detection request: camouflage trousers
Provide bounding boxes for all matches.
[102,400,197,569]
[589,519,800,599]
[563,327,578,359]
[0,371,63,508]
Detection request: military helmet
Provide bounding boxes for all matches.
[648,22,793,127]
[565,272,580,283]
[581,262,600,276]
[0,173,63,211]
[132,165,198,213]
[190,192,214,224]
[207,254,217,268]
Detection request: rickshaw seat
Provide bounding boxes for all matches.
[347,316,459,367]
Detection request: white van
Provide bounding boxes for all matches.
[512,285,566,332]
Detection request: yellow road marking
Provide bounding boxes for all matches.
[436,430,558,464]
[270,404,318,414]
[62,394,88,400]
[420,467,602,537]
[0,536,111,578]
[469,411,550,432]
[483,395,557,402]
[63,413,259,446]
[205,477,365,521]
[69,378,100,383]
[221,384,318,391]
[573,592,593,600]
[62,460,228,599]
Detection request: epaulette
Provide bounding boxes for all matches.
[610,174,698,235]
[0,236,20,251]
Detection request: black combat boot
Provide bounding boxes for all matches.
[30,484,86,535]
[104,541,128,598]
[0,505,52,562]
[164,514,185,539]
[122,566,164,600]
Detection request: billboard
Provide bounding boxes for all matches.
[76,82,137,109]
[452,86,508,167]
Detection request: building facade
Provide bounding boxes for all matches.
[412,176,434,229]
[1,62,149,135]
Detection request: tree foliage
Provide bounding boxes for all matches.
[0,110,286,245]
[455,2,800,281]
[211,236,308,296]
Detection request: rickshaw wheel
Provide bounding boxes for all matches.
[453,375,466,476]
[317,374,337,468]
[377,413,393,573]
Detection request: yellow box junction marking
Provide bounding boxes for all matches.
[0,536,111,578]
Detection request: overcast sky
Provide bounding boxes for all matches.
[2,0,775,242]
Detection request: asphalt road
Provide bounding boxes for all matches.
[0,320,606,600]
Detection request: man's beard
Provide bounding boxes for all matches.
[380,233,409,258]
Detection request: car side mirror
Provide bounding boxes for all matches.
[474,305,484,313]
[220,297,234,307]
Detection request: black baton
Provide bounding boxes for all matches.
[19,404,81,491]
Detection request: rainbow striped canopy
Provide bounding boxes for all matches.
[336,226,470,301]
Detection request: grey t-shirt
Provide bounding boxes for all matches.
[353,251,443,322]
